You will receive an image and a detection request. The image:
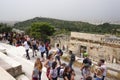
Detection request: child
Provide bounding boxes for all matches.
[32,58,43,80]
[49,61,58,80]
[44,54,54,80]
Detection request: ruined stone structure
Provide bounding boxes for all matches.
[69,32,120,64]
[50,34,70,51]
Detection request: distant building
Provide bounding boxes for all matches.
[12,28,24,34]
[69,32,120,64]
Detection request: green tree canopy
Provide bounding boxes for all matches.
[0,23,12,33]
[27,22,55,41]
[14,17,120,36]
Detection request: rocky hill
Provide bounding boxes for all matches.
[14,17,120,35]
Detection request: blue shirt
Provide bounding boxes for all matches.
[38,45,46,52]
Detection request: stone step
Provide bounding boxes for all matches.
[6,46,48,80]
[0,52,22,77]
[0,45,7,54]
[0,66,16,80]
[0,59,13,76]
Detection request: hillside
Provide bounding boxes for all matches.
[14,17,120,35]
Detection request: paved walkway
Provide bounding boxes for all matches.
[0,42,119,80]
[0,42,83,80]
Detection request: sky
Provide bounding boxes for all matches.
[0,0,120,24]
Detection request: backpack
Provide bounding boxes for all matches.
[58,49,63,56]
[83,58,92,66]
[27,41,31,47]
[71,54,75,61]
[57,67,64,78]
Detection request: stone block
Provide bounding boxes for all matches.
[0,52,22,77]
[0,67,16,80]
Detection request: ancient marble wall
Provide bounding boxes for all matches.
[70,32,120,64]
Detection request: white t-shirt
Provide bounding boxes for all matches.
[50,68,58,78]
[101,65,107,76]
[49,49,54,55]
[59,68,64,77]
[82,68,90,76]
[56,48,60,56]
[24,41,29,50]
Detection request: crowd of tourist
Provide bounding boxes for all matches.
[0,32,107,80]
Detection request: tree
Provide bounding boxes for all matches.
[27,22,55,41]
[0,23,12,33]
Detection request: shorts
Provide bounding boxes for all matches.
[33,45,37,50]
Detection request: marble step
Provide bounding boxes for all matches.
[0,66,16,80]
[0,52,22,77]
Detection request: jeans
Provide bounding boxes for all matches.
[46,48,48,58]
[55,56,61,65]
[41,51,45,58]
[39,72,41,80]
[95,77,102,80]
[102,76,105,80]
[55,56,60,61]
[26,49,30,59]
[69,61,74,68]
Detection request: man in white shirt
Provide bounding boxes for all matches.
[99,59,107,80]
[23,40,30,60]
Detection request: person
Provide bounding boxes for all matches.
[83,55,92,65]
[16,38,22,46]
[82,64,91,80]
[94,61,103,80]
[38,42,46,61]
[44,54,54,80]
[45,41,50,58]
[62,45,65,51]
[57,63,66,78]
[70,68,75,80]
[32,58,43,80]
[55,44,62,65]
[86,76,92,80]
[49,61,58,80]
[48,45,52,55]
[63,66,71,80]
[63,66,75,80]
[32,39,38,57]
[81,54,92,72]
[99,59,107,80]
[69,51,75,68]
[23,40,30,60]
